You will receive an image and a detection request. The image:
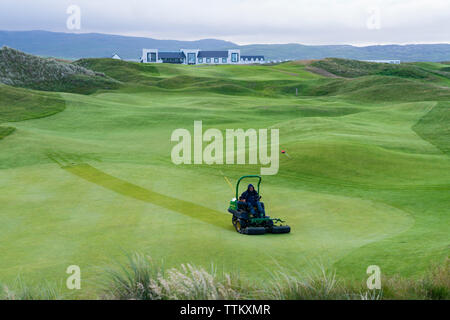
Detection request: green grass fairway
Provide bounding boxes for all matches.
[0,59,449,298]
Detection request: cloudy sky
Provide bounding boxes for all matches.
[1,0,449,45]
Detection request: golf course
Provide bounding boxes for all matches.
[0,48,449,298]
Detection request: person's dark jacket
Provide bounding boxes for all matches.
[240,184,260,205]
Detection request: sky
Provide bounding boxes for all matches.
[1,0,449,45]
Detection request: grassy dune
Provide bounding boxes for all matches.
[0,57,448,298]
[0,84,65,122]
[0,47,120,94]
[0,84,66,141]
[413,101,450,155]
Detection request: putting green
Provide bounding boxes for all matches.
[0,61,448,298]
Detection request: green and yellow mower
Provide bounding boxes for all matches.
[227,175,291,235]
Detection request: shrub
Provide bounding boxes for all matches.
[103,253,246,300]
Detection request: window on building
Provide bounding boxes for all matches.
[231,53,238,62]
[188,53,196,64]
[222,58,227,63]
[198,58,203,63]
[214,58,219,63]
[206,58,211,63]
[148,52,157,62]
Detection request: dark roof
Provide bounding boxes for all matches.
[159,52,186,59]
[241,55,265,60]
[197,51,229,58]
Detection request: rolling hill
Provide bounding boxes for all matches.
[0,46,120,94]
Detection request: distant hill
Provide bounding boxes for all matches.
[240,43,450,63]
[310,58,450,79]
[0,46,119,94]
[0,30,449,62]
[0,30,236,61]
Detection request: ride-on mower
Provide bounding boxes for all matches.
[228,175,291,235]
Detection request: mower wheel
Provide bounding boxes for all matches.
[233,217,246,233]
[271,225,291,234]
[243,227,266,235]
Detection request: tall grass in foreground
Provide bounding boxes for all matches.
[1,255,447,300]
[266,267,352,300]
[103,253,248,300]
[0,277,61,300]
[380,259,449,300]
[104,254,449,300]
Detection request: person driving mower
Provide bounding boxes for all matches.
[239,184,265,218]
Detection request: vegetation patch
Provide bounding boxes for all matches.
[311,58,446,81]
[0,126,15,139]
[413,101,450,155]
[0,47,120,94]
[75,58,159,84]
[101,254,449,300]
[0,84,65,122]
[2,253,447,300]
[0,277,61,300]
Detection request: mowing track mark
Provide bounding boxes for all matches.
[48,155,231,230]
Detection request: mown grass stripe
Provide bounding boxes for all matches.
[64,163,230,230]
[0,126,15,140]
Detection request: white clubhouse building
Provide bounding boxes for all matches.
[142,49,264,65]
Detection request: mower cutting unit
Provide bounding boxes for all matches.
[228,175,291,235]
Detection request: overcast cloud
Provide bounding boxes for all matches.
[0,0,449,45]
